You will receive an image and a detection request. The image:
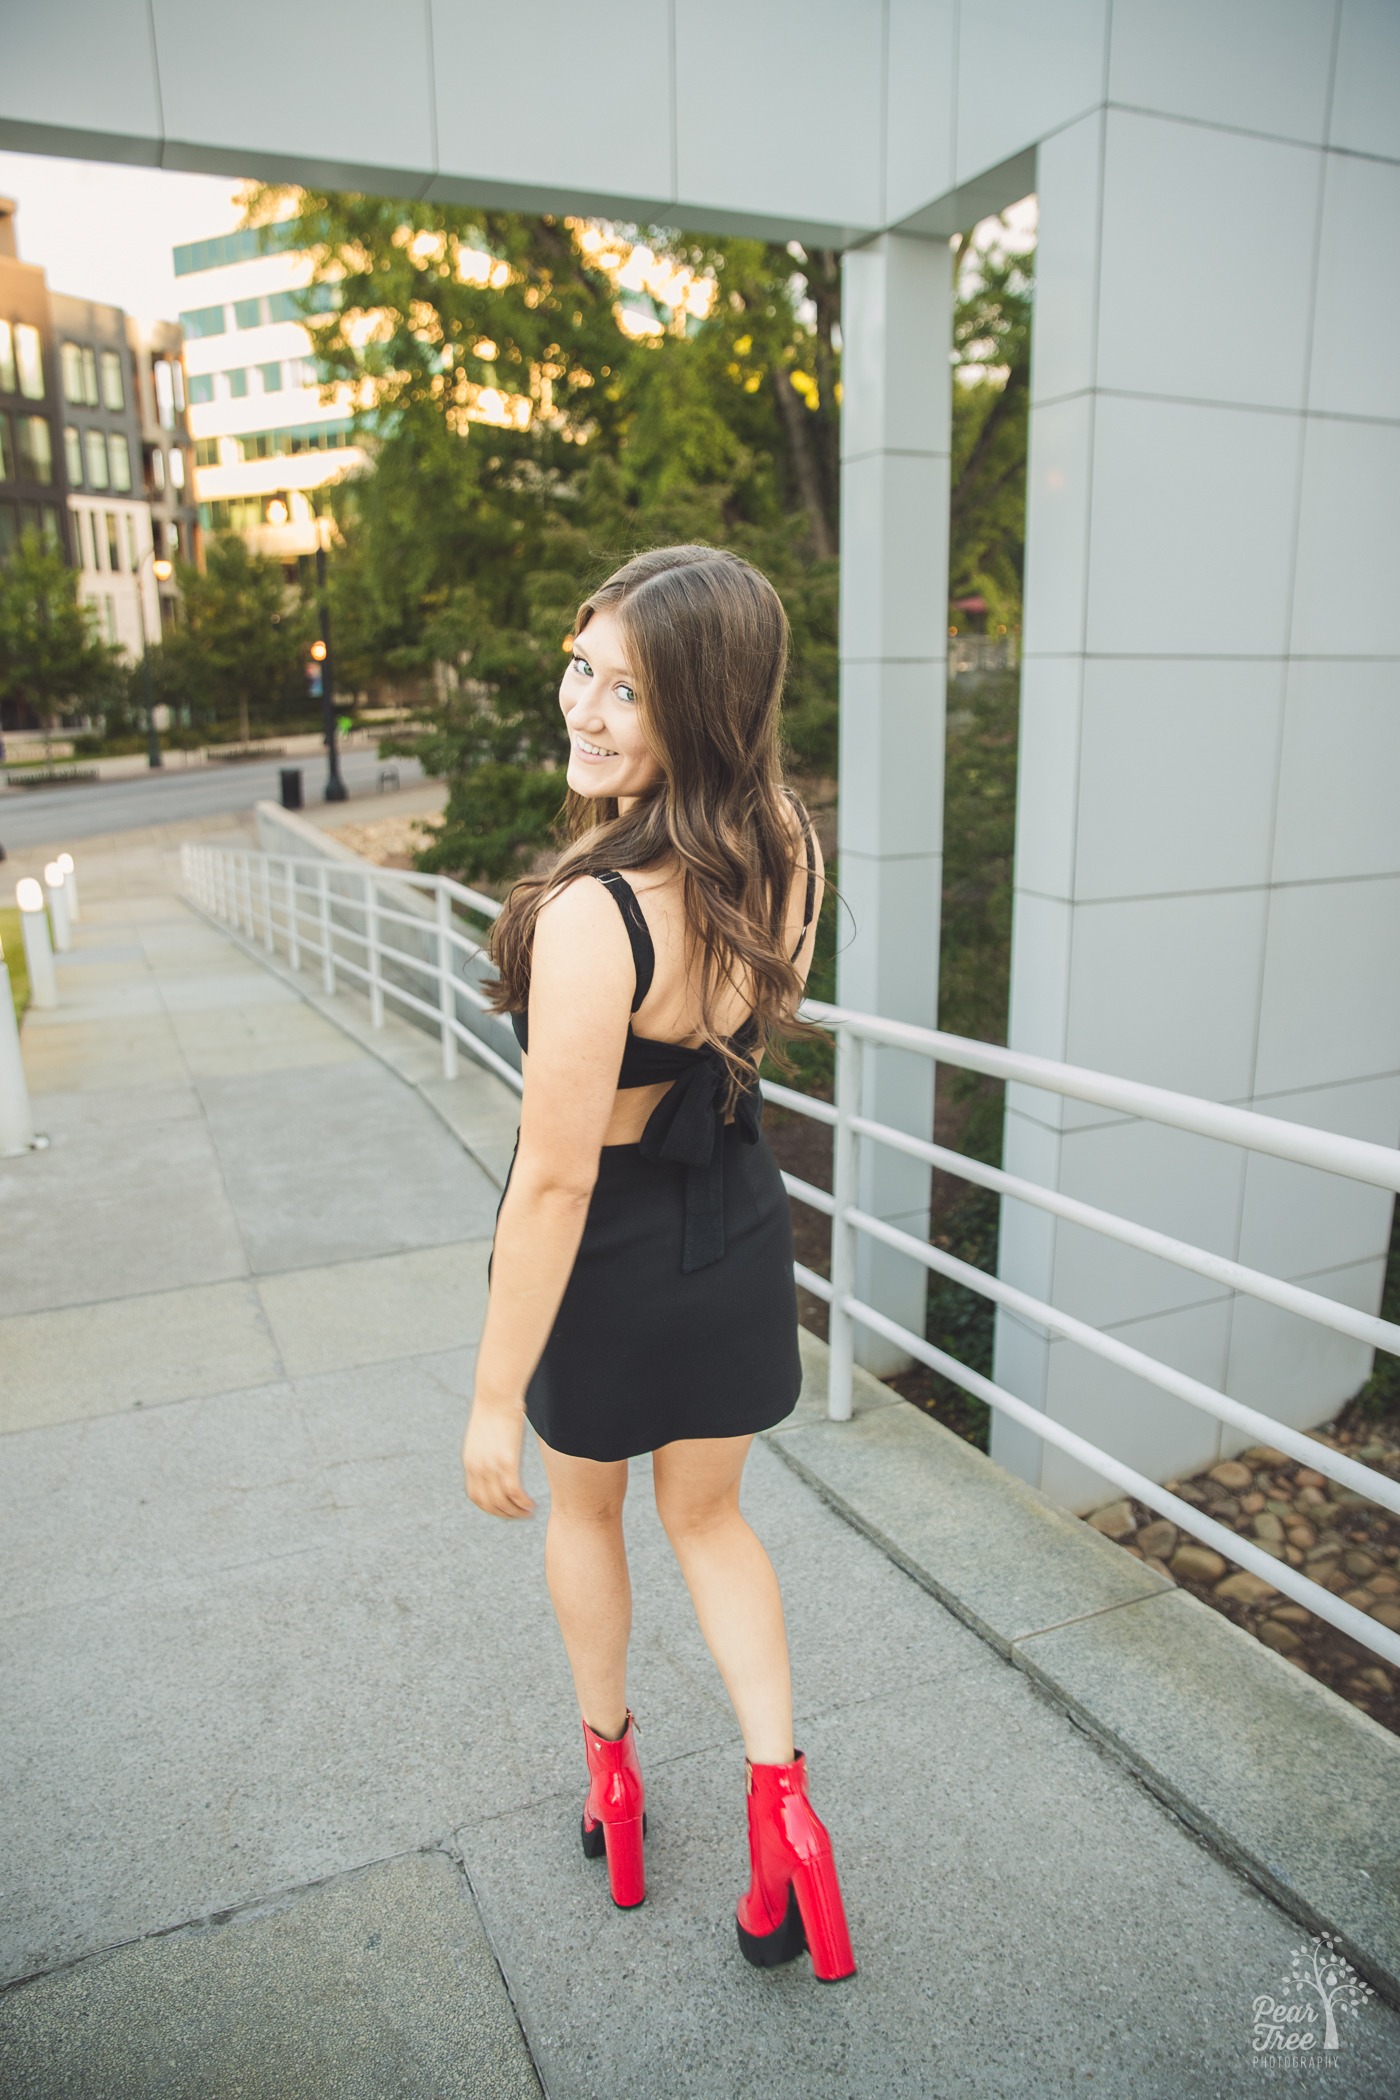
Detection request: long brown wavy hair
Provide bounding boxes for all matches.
[483,544,834,1111]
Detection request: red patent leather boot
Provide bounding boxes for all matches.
[736,1749,856,1981]
[579,1708,647,1908]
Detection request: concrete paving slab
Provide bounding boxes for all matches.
[256,1240,492,1377]
[0,1851,543,2100]
[768,1381,1169,1655]
[1016,1584,1400,2000]
[155,967,301,1014]
[0,1378,325,1620]
[458,1682,1400,2100]
[0,1095,247,1317]
[197,1063,501,1273]
[17,1014,188,1094]
[42,968,167,1021]
[169,1002,364,1077]
[0,1279,282,1435]
[0,1371,988,1988]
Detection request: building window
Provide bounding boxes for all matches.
[169,446,186,490]
[84,427,109,490]
[41,506,62,552]
[18,415,53,484]
[194,437,222,468]
[100,349,125,412]
[258,361,283,394]
[104,596,118,643]
[108,432,132,492]
[154,357,176,427]
[171,360,186,412]
[16,324,46,400]
[125,514,139,569]
[0,412,12,481]
[0,507,15,556]
[235,420,354,463]
[226,367,249,399]
[187,372,213,405]
[0,321,14,394]
[106,513,121,572]
[87,509,103,570]
[169,520,182,556]
[234,297,264,330]
[64,425,83,486]
[147,444,165,492]
[62,342,99,405]
[179,304,226,341]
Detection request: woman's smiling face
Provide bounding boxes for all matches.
[559,607,661,806]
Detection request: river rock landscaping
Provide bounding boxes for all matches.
[1085,1402,1400,1738]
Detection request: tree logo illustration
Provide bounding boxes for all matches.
[1251,1932,1376,2057]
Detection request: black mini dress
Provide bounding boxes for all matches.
[487,795,817,1462]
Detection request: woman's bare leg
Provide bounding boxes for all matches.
[536,1435,632,1740]
[651,1435,794,1765]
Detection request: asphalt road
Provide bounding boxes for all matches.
[0,747,426,854]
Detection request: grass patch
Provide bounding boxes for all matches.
[0,907,31,1023]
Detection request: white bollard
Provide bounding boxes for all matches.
[55,850,80,922]
[16,879,58,1009]
[43,862,72,953]
[0,937,35,1155]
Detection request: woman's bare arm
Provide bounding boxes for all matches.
[462,876,637,1518]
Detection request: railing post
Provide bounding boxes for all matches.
[241,851,254,937]
[261,856,274,953]
[318,865,335,995]
[286,862,300,972]
[827,1020,860,1421]
[436,884,458,1079]
[365,871,384,1028]
[215,852,227,925]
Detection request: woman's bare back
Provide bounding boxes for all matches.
[520,799,825,1146]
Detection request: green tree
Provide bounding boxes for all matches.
[240,188,844,878]
[162,534,310,745]
[0,529,118,742]
[949,228,1034,629]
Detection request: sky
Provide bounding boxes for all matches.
[0,150,247,324]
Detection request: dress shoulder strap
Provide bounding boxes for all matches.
[783,787,818,961]
[593,870,656,1012]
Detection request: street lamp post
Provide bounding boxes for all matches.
[314,515,347,803]
[136,547,175,769]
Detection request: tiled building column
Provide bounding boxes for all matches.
[995,39,1400,1507]
[837,233,953,1374]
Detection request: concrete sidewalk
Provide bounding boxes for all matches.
[2,823,1398,2099]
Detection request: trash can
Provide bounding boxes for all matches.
[279,768,303,811]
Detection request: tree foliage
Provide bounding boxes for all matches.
[0,529,118,735]
[238,186,1030,882]
[241,187,843,878]
[949,231,1034,628]
[161,534,312,745]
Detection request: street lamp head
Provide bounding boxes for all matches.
[44,862,65,889]
[153,558,173,582]
[16,878,44,913]
[310,639,328,663]
[266,499,289,526]
[56,852,74,874]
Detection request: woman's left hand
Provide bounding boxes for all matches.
[462,1394,536,1519]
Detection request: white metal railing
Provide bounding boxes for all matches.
[181,838,1400,1672]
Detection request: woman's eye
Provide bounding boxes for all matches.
[616,684,636,705]
[572,653,592,678]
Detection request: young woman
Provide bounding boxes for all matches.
[463,544,856,1984]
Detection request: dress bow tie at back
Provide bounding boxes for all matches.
[637,1044,764,1272]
